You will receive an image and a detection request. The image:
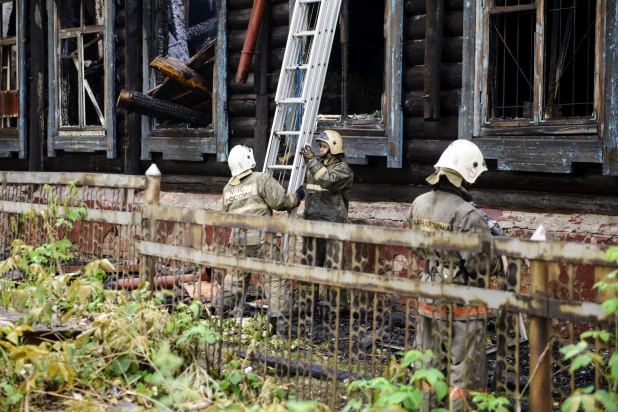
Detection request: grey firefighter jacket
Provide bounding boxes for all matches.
[406,178,499,319]
[223,171,299,245]
[304,155,354,223]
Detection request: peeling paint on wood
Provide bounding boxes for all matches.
[459,0,475,140]
[385,0,403,168]
[214,0,229,163]
[604,0,618,175]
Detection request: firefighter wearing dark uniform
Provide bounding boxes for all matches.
[406,140,499,411]
[299,130,354,313]
[216,145,304,325]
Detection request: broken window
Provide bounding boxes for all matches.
[58,1,105,129]
[481,0,600,129]
[48,0,115,157]
[0,0,17,130]
[318,0,385,120]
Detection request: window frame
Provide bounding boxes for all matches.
[473,0,606,137]
[47,0,116,158]
[0,0,26,159]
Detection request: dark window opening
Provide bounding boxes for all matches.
[488,11,535,120]
[0,1,17,129]
[57,0,106,130]
[486,0,596,122]
[543,0,595,119]
[319,0,385,116]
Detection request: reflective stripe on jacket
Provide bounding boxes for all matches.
[406,178,499,319]
[223,171,298,245]
[304,155,354,223]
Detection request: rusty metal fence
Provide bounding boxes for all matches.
[0,169,614,411]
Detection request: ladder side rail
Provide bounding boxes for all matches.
[287,0,342,193]
[263,0,310,174]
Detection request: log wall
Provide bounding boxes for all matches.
[1,0,618,216]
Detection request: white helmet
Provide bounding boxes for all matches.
[228,145,256,177]
[434,140,487,184]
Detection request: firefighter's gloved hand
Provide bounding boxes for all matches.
[295,185,305,201]
[300,145,314,160]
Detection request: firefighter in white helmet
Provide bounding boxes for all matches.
[299,130,354,323]
[405,140,499,411]
[216,145,304,332]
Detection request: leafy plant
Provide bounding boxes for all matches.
[559,246,618,412]
[343,350,448,412]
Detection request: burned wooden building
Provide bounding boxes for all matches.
[0,0,617,240]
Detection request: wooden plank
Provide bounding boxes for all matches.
[424,0,444,120]
[141,0,154,161]
[386,0,404,168]
[125,0,143,175]
[0,171,147,188]
[458,0,475,139]
[151,56,212,95]
[476,138,603,173]
[604,0,618,175]
[481,124,598,136]
[46,0,57,157]
[0,200,141,226]
[29,0,45,170]
[148,136,216,160]
[215,0,229,162]
[105,0,116,158]
[17,0,26,159]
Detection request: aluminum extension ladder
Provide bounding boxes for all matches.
[262,0,342,201]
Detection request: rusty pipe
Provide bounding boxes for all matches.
[236,0,267,84]
[117,272,208,290]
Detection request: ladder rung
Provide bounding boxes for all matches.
[285,64,309,71]
[278,98,303,104]
[293,30,316,37]
[268,165,294,171]
[276,131,301,136]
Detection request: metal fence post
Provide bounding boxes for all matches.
[140,164,161,290]
[529,259,551,412]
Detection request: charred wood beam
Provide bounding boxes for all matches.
[117,90,211,126]
[29,0,45,171]
[405,90,461,117]
[228,26,288,52]
[125,0,143,175]
[424,0,445,120]
[236,0,268,84]
[405,12,463,40]
[151,56,212,96]
[154,0,170,83]
[228,3,288,29]
[240,351,371,382]
[405,63,462,91]
[404,37,462,66]
[168,0,190,62]
[405,0,464,13]
[229,0,289,10]
[187,17,217,52]
[403,116,459,140]
[229,49,285,72]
